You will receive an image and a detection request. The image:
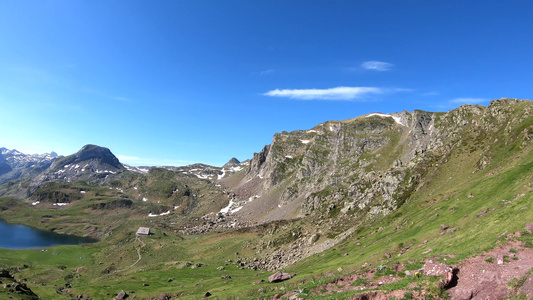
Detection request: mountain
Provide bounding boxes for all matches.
[0,99,531,299]
[0,148,58,185]
[218,98,533,269]
[0,144,126,198]
[226,99,531,224]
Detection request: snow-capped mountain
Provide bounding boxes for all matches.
[0,147,59,185]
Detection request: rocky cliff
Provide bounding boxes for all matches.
[220,99,532,269]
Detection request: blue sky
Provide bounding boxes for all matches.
[1,1,532,166]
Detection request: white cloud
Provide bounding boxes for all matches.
[361,61,394,71]
[449,98,489,104]
[260,69,274,75]
[263,86,383,100]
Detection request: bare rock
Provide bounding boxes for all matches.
[115,290,128,300]
[422,248,433,254]
[253,279,265,285]
[308,234,319,245]
[476,208,489,217]
[268,271,295,283]
[526,223,533,233]
[422,260,457,289]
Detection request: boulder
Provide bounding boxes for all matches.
[268,271,295,283]
[115,290,128,300]
[422,260,458,289]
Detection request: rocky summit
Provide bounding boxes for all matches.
[0,98,532,299]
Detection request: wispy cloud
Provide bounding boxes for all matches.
[260,69,274,76]
[83,88,133,102]
[106,95,132,102]
[263,86,383,101]
[361,61,394,71]
[449,98,489,104]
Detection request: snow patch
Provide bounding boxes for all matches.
[31,201,40,206]
[248,195,260,202]
[195,173,210,179]
[80,191,86,194]
[148,211,171,217]
[217,169,226,180]
[219,199,246,215]
[366,113,405,126]
[307,130,317,133]
[53,203,69,206]
[219,199,236,214]
[285,155,293,159]
[300,139,311,144]
[231,206,243,213]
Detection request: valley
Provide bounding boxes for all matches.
[0,98,532,299]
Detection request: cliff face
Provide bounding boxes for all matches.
[217,98,533,270]
[226,99,532,226]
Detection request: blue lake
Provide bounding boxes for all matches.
[0,219,97,249]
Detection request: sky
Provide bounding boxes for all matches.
[1,1,532,166]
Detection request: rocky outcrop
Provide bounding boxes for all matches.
[268,271,295,283]
[219,99,533,268]
[225,99,532,225]
[0,269,39,299]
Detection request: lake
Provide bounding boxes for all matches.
[0,219,97,249]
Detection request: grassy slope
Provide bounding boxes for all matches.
[0,102,532,299]
[257,107,533,298]
[1,176,528,299]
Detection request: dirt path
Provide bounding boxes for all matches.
[127,236,145,268]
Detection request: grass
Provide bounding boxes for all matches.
[485,257,495,263]
[1,101,533,298]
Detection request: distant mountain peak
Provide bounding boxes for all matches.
[223,157,241,168]
[52,144,124,171]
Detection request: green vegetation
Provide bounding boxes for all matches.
[1,100,532,298]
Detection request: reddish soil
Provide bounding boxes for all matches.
[267,238,533,300]
[448,240,533,299]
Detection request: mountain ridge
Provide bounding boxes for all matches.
[0,98,532,299]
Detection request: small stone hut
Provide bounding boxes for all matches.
[136,227,150,236]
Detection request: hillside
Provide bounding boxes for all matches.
[0,98,532,299]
